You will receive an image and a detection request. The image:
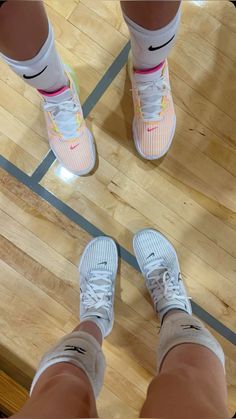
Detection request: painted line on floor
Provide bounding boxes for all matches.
[1,155,235,346]
[30,41,131,184]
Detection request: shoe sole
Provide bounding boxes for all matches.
[79,236,118,336]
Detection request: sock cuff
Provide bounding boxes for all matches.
[30,331,106,398]
[123,4,181,37]
[157,313,225,372]
[80,317,105,338]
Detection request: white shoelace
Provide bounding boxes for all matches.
[81,270,113,314]
[144,259,187,306]
[136,75,169,121]
[44,99,80,140]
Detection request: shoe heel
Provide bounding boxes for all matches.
[127,51,133,80]
[64,63,80,94]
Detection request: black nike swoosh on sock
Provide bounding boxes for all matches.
[148,34,175,51]
[23,65,48,80]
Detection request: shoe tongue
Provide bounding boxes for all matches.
[41,86,72,104]
[145,261,167,278]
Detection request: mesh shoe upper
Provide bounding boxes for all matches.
[40,70,96,176]
[133,229,192,322]
[79,237,118,337]
[130,60,176,160]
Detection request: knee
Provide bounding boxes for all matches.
[32,364,93,400]
[147,365,202,400]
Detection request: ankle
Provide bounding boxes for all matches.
[75,320,103,345]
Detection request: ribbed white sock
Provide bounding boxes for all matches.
[30,331,106,398]
[158,313,225,372]
[123,6,181,70]
[1,21,67,92]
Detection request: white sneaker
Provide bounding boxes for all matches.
[129,56,176,160]
[133,229,192,322]
[39,65,96,176]
[79,236,118,338]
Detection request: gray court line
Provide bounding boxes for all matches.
[30,41,131,184]
[1,155,235,345]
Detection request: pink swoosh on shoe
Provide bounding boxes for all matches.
[70,143,80,150]
[147,126,158,132]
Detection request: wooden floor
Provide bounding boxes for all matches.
[0,0,236,416]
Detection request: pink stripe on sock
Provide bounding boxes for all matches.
[38,86,68,97]
[135,61,165,75]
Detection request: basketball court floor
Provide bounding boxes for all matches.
[0,0,235,416]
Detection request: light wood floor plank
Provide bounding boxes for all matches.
[81,0,129,37]
[69,2,128,56]
[45,0,78,19]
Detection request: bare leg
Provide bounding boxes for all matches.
[10,235,118,418]
[0,0,48,60]
[11,321,101,419]
[120,0,181,30]
[141,313,229,419]
[132,230,229,418]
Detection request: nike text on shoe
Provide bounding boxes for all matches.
[129,57,176,160]
[39,66,96,176]
[133,229,192,322]
[79,237,118,338]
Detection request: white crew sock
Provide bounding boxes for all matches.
[1,21,67,92]
[123,5,181,70]
[157,313,225,372]
[30,331,106,398]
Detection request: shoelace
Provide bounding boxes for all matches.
[81,270,113,315]
[136,75,169,121]
[144,259,188,306]
[44,99,81,140]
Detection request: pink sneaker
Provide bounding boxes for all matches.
[129,58,176,160]
[39,69,96,176]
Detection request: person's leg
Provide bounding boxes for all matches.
[141,315,228,418]
[0,1,96,175]
[133,229,229,419]
[0,1,67,92]
[11,322,102,419]
[10,236,118,419]
[0,0,48,60]
[120,1,181,160]
[120,0,181,75]
[121,1,181,37]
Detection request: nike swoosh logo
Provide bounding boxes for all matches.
[23,65,48,80]
[147,252,155,259]
[98,261,107,266]
[70,143,80,150]
[148,35,175,51]
[147,127,158,132]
